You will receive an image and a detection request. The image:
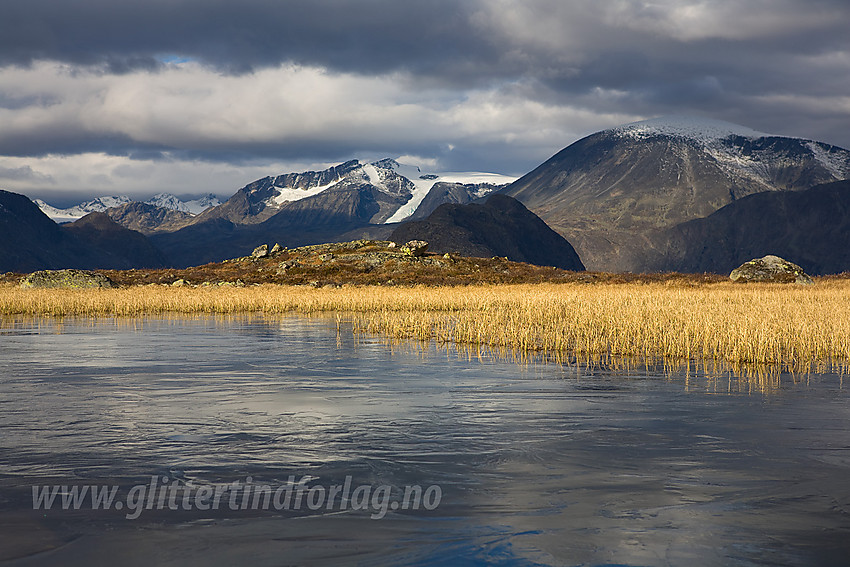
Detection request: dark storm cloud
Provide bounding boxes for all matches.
[3,0,849,90]
[0,0,495,77]
[0,128,168,159]
[1,0,849,196]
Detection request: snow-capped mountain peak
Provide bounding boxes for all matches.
[607,115,850,192]
[35,193,220,223]
[260,157,516,223]
[614,115,772,144]
[32,195,132,223]
[146,193,221,215]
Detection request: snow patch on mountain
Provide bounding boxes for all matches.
[271,180,339,205]
[384,162,516,223]
[360,163,386,191]
[615,115,771,144]
[32,199,87,224]
[613,115,850,190]
[36,193,220,223]
[147,193,221,215]
[261,157,516,223]
[34,195,132,223]
[806,141,850,179]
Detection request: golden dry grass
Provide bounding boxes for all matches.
[2,280,849,371]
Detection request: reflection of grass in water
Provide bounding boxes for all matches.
[371,333,844,393]
[2,281,850,376]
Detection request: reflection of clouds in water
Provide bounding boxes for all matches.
[1,314,849,565]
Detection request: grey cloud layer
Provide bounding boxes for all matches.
[0,0,487,76]
[1,0,849,193]
[4,1,847,77]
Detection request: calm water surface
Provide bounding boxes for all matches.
[1,315,849,566]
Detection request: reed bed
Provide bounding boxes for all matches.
[2,281,849,370]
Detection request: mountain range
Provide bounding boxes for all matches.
[35,193,222,224]
[145,159,513,266]
[502,116,850,272]
[5,116,850,275]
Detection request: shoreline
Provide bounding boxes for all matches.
[3,280,849,371]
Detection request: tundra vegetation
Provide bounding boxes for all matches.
[2,276,849,376]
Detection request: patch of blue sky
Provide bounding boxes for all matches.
[156,54,195,65]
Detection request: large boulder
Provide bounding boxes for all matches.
[729,255,813,284]
[400,240,429,257]
[251,244,269,259]
[20,269,117,289]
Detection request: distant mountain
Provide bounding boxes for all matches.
[35,193,221,224]
[1,190,86,272]
[408,181,503,220]
[62,212,170,269]
[151,158,513,266]
[649,180,850,275]
[105,202,195,235]
[0,190,168,272]
[389,194,585,270]
[193,158,512,226]
[146,193,221,215]
[502,116,850,271]
[150,183,405,267]
[35,195,132,224]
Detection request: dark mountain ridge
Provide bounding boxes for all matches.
[502,116,850,272]
[649,180,850,276]
[0,190,169,272]
[390,195,585,271]
[63,212,169,269]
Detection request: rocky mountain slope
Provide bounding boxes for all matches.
[390,195,585,270]
[649,180,850,275]
[502,116,850,271]
[105,202,195,235]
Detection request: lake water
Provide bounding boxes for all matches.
[1,315,849,566]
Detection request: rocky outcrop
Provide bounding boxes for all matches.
[390,195,585,270]
[729,255,813,284]
[20,269,117,289]
[251,244,269,258]
[400,240,428,257]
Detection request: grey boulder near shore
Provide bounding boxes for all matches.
[20,269,117,289]
[729,255,814,284]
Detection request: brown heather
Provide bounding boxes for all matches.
[2,279,850,371]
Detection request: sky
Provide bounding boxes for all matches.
[1,0,849,205]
